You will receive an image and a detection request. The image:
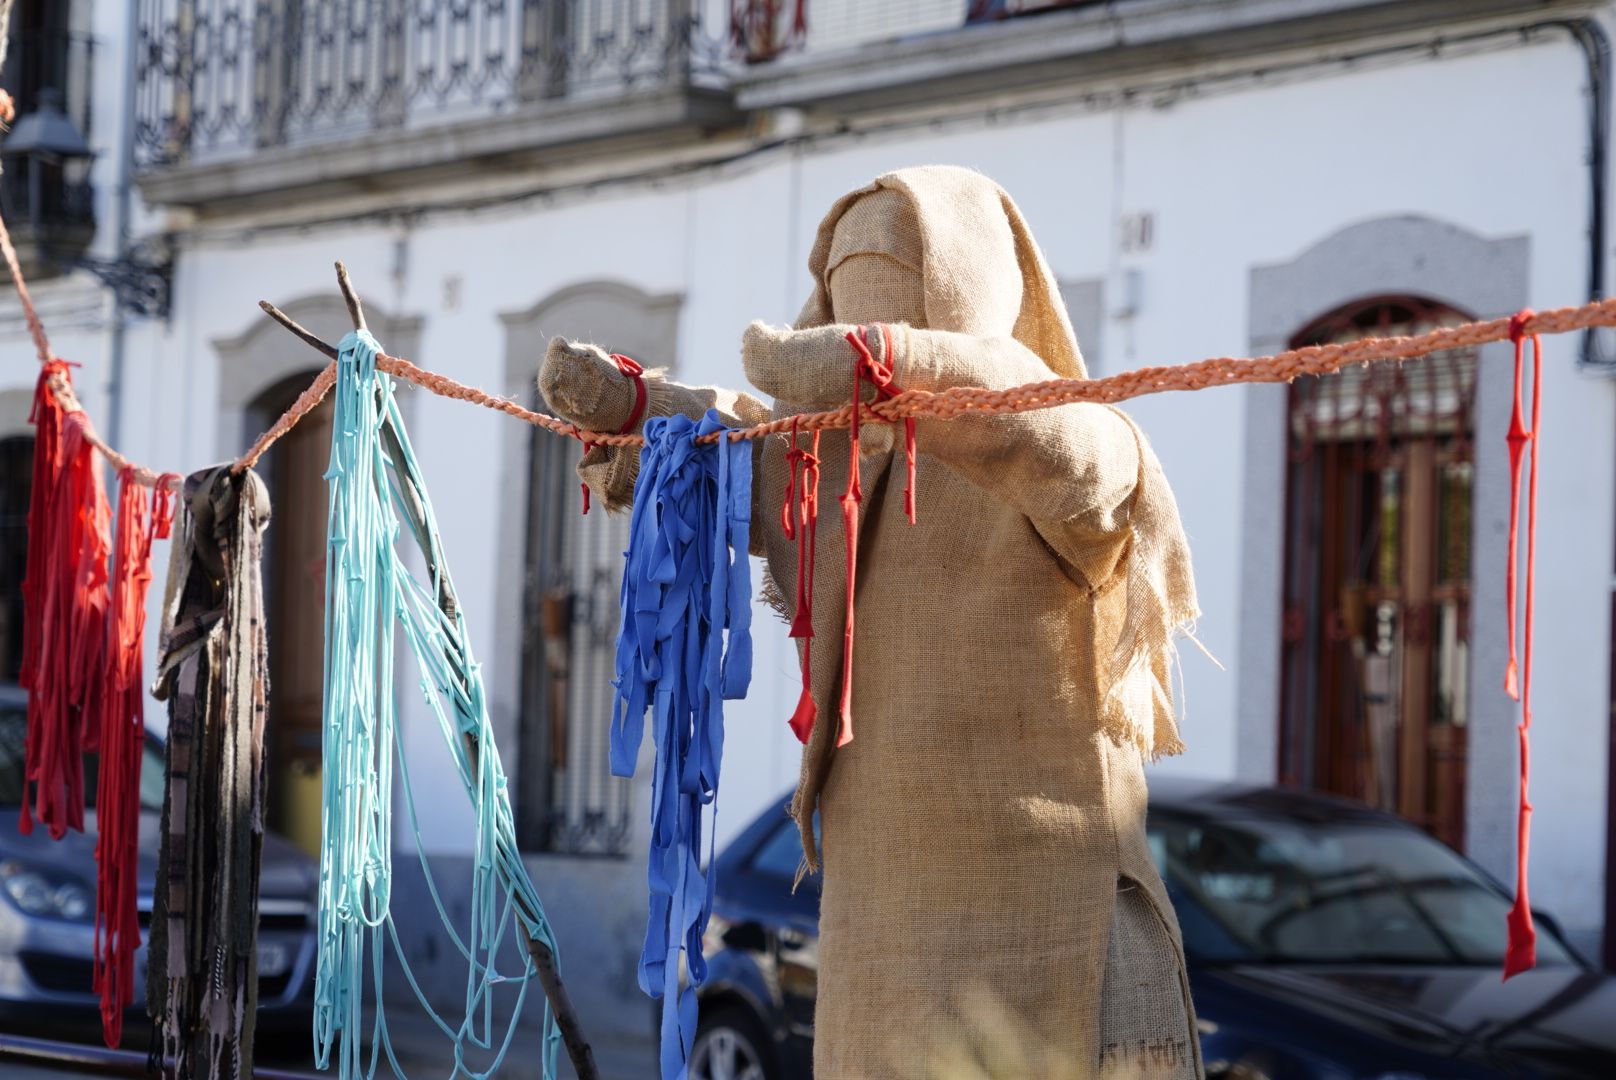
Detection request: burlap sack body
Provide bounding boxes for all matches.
[560,166,1202,1078]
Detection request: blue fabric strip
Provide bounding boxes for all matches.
[611,411,753,1080]
[316,329,562,1080]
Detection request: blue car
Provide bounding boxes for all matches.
[0,685,319,1044]
[694,779,1616,1080]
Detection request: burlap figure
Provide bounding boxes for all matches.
[540,166,1202,1079]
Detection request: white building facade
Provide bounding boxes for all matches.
[2,0,1613,1050]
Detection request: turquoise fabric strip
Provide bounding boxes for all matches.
[315,329,561,1080]
[612,410,754,1080]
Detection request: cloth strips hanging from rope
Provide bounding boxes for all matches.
[611,409,753,1080]
[19,362,110,840]
[93,468,175,1049]
[148,465,271,1080]
[314,328,563,1080]
[1502,312,1544,980]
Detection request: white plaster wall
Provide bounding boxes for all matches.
[95,30,1614,950]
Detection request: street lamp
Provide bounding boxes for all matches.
[0,88,169,317]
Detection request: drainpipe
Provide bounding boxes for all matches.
[1545,19,1613,372]
[104,0,140,452]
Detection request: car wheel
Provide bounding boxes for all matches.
[691,1003,775,1080]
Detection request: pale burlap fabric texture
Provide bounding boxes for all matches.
[539,165,1202,1078]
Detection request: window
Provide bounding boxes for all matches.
[519,430,636,856]
[748,817,822,885]
[1148,811,1575,966]
[503,282,681,857]
[1279,297,1476,850]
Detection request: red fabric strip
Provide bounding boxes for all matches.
[19,365,110,840]
[1502,311,1541,980]
[93,469,175,1047]
[784,419,821,743]
[831,326,915,748]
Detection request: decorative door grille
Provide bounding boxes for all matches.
[1279,296,1477,850]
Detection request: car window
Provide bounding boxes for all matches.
[2,705,165,813]
[748,816,821,884]
[1149,813,1575,966]
[0,705,23,805]
[139,741,166,812]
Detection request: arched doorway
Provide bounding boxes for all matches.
[214,297,420,858]
[249,372,335,858]
[498,281,681,856]
[1279,296,1478,850]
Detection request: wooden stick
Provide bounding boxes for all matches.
[335,261,367,333]
[257,300,339,360]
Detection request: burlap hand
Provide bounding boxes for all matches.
[538,336,640,433]
[742,321,890,406]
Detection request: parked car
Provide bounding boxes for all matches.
[696,778,1616,1080]
[0,684,318,1042]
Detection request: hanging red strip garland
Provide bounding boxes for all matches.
[19,365,111,839]
[783,326,917,747]
[93,468,176,1048]
[1502,311,1543,979]
[576,352,648,514]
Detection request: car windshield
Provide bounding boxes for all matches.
[0,702,166,813]
[1149,811,1575,967]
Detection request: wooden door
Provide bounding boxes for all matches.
[253,372,334,858]
[1279,297,1475,849]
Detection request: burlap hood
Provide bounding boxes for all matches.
[796,166,1087,378]
[782,166,1199,806]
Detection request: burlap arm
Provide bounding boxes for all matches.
[741,321,1139,587]
[574,375,773,521]
[890,326,1141,589]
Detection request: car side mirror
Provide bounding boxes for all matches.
[721,921,769,953]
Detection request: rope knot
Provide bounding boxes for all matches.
[1508,309,1537,344]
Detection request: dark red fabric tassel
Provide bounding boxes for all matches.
[783,419,820,744]
[19,366,110,839]
[1502,311,1542,980]
[93,470,175,1047]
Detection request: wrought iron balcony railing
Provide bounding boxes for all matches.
[133,0,759,169]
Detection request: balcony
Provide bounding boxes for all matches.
[133,0,757,209]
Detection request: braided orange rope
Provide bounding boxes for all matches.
[10,198,1616,479]
[248,296,1616,457]
[0,211,180,490]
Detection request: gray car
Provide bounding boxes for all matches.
[0,684,318,1042]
